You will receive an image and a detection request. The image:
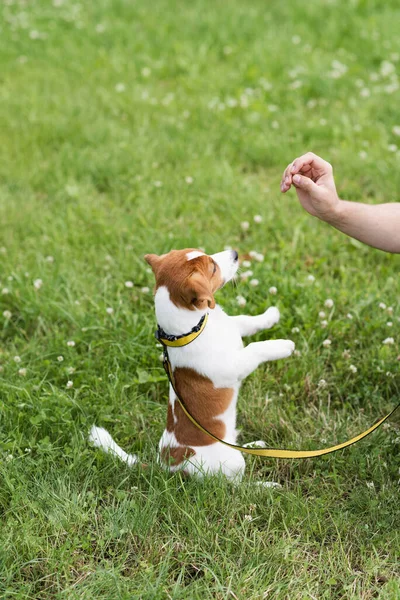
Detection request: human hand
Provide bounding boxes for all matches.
[280,152,341,223]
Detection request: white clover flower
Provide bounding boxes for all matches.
[244,514,253,522]
[249,251,257,258]
[393,126,400,137]
[153,181,162,188]
[319,118,327,126]
[387,322,393,327]
[318,311,326,319]
[95,23,106,33]
[254,253,264,262]
[240,221,250,231]
[66,380,73,389]
[388,144,397,153]
[33,278,43,290]
[380,61,395,77]
[141,286,150,294]
[360,88,371,98]
[269,286,277,295]
[359,151,368,160]
[18,368,27,376]
[321,320,328,328]
[249,279,259,287]
[240,270,253,281]
[14,356,21,363]
[2,288,9,295]
[342,350,351,359]
[185,176,193,184]
[242,260,251,268]
[347,313,353,319]
[294,349,301,357]
[125,281,134,288]
[292,35,301,45]
[253,215,263,223]
[106,307,114,315]
[382,337,394,345]
[318,379,327,388]
[366,481,375,490]
[322,339,331,347]
[307,275,315,282]
[67,340,75,347]
[6,454,13,462]
[324,299,334,308]
[0,247,6,254]
[379,302,386,309]
[29,30,41,39]
[141,67,151,78]
[3,310,12,319]
[271,120,280,129]
[387,306,393,315]
[349,364,357,373]
[67,367,75,375]
[291,327,300,333]
[57,356,64,362]
[236,295,246,307]
[115,83,125,92]
[45,255,54,263]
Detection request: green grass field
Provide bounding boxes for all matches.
[1,0,399,598]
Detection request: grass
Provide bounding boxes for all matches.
[0,0,399,598]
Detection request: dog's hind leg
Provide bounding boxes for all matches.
[89,426,138,466]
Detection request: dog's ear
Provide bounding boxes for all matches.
[144,254,161,274]
[184,271,215,310]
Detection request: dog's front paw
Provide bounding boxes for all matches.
[272,339,295,359]
[263,306,280,329]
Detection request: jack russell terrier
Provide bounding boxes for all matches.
[90,248,295,482]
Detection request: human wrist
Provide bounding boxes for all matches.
[322,198,346,226]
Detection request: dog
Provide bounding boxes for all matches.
[90,248,295,482]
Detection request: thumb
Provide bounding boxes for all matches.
[292,174,319,194]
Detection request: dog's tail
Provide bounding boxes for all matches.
[89,425,138,466]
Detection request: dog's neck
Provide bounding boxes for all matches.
[154,286,209,336]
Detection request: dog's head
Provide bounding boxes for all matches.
[145,249,239,310]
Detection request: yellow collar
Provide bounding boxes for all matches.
[156,313,209,348]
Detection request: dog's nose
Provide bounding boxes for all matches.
[231,250,239,262]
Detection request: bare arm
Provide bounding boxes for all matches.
[280,152,400,253]
[330,201,400,253]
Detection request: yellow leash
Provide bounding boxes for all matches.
[157,316,399,459]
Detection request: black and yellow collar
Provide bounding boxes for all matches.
[156,313,209,348]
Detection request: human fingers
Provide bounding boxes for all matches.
[280,162,295,192]
[290,152,332,178]
[292,173,320,196]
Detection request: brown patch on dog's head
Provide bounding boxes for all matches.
[144,249,223,310]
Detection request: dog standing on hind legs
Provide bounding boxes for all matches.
[90,248,295,484]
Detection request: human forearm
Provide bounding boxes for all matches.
[328,201,400,253]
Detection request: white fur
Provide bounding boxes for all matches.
[89,426,138,466]
[90,249,295,484]
[186,250,205,260]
